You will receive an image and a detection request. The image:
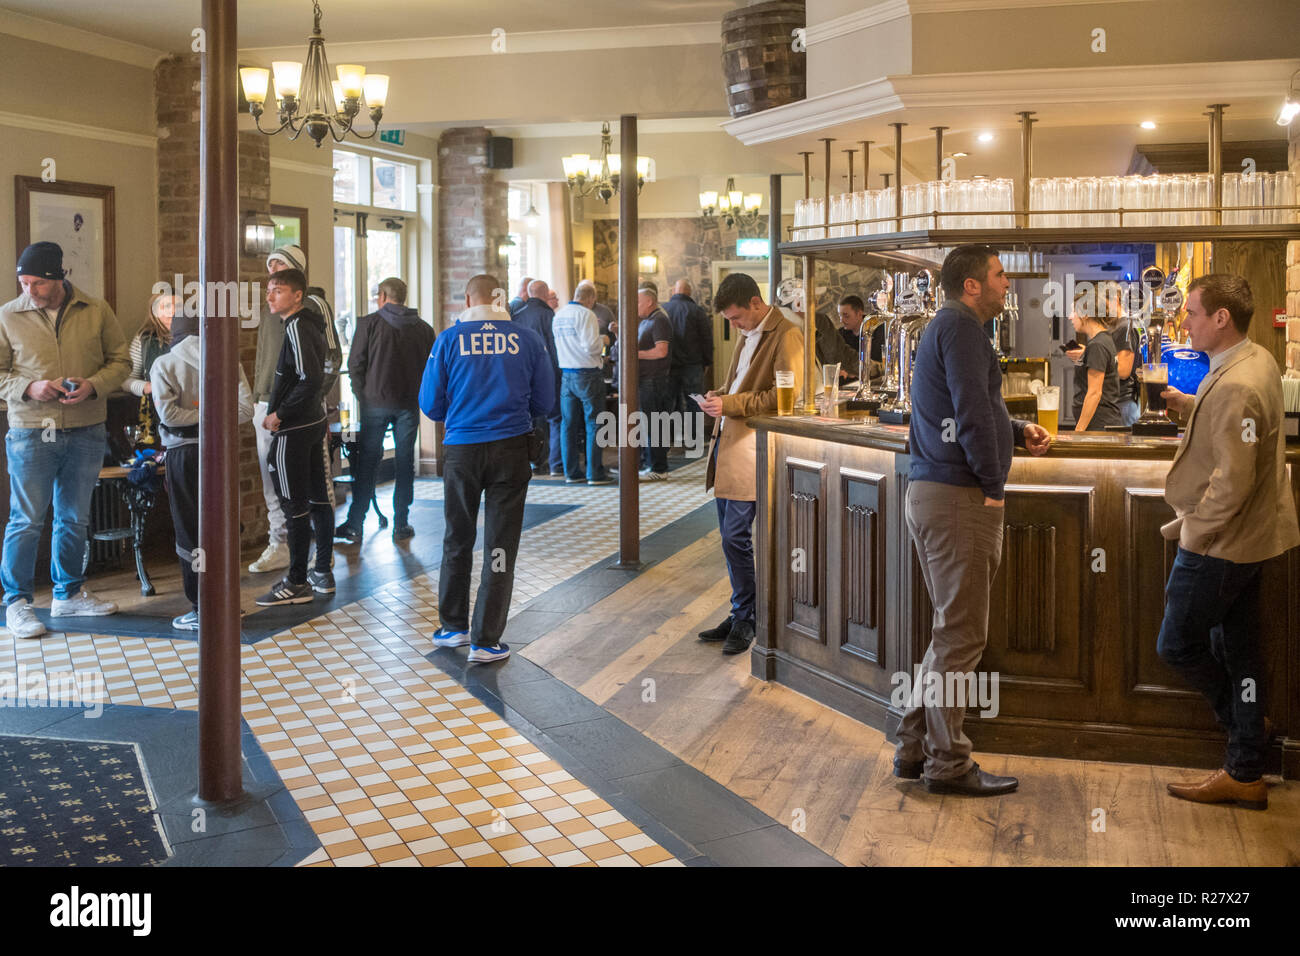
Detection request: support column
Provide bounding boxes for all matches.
[768,173,782,298]
[891,123,906,231]
[801,255,817,414]
[198,0,242,804]
[616,114,640,568]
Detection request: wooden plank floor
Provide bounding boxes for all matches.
[522,530,1300,867]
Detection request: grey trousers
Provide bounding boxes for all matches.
[896,480,1005,780]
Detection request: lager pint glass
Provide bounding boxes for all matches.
[1036,385,1059,435]
[776,370,795,416]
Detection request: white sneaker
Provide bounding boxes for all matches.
[5,600,46,639]
[50,590,118,617]
[638,469,667,482]
[249,541,290,574]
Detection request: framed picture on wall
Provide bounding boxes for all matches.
[14,176,116,310]
[573,250,587,288]
[270,203,309,261]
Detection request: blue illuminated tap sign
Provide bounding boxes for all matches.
[736,238,769,257]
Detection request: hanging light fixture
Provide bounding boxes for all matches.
[1277,68,1300,125]
[523,185,541,225]
[700,177,763,230]
[561,122,651,204]
[239,1,390,148]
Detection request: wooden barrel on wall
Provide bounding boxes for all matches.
[721,0,806,119]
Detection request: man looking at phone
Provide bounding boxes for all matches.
[0,241,130,638]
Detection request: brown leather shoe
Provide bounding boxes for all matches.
[1167,768,1267,810]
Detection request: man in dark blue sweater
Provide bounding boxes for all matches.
[512,279,562,475]
[895,244,1052,796]
[419,273,554,663]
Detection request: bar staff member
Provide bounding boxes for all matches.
[1156,274,1299,811]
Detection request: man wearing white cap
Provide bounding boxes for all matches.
[250,244,341,573]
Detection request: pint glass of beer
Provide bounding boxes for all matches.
[776,370,795,416]
[1141,363,1169,417]
[821,363,841,417]
[1036,385,1059,435]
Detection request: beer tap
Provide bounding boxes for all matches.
[1132,264,1180,436]
[851,277,892,412]
[878,269,936,425]
[1140,265,1166,363]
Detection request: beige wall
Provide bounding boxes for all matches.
[0,34,157,335]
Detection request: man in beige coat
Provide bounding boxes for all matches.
[1157,273,1300,810]
[0,242,130,639]
[696,273,803,656]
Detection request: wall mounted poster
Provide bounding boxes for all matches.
[14,176,116,310]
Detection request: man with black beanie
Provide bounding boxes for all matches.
[256,268,334,606]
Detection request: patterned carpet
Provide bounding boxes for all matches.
[0,735,168,865]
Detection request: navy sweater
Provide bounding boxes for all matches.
[909,299,1027,501]
[419,306,555,445]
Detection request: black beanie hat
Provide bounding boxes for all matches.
[170,308,199,346]
[16,241,65,280]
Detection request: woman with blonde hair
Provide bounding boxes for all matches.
[1064,286,1122,430]
[124,292,178,445]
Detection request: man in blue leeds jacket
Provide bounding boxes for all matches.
[420,273,554,663]
[894,244,1052,797]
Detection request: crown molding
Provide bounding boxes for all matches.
[0,110,157,149]
[908,0,1149,10]
[806,0,911,46]
[0,9,168,69]
[270,157,336,179]
[722,58,1300,144]
[242,21,719,65]
[489,117,729,139]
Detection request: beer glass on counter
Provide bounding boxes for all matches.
[1140,362,1169,418]
[776,370,795,416]
[821,363,840,417]
[1036,385,1059,435]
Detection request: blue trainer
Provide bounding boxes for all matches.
[467,643,510,664]
[431,627,470,648]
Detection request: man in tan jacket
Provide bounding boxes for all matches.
[0,242,130,639]
[696,273,803,656]
[1156,273,1300,810]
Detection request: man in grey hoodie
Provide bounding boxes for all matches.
[149,309,253,629]
[337,276,435,543]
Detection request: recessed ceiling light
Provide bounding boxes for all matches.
[1140,120,1157,130]
[977,132,994,143]
[951,151,969,158]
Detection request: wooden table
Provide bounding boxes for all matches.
[92,463,165,597]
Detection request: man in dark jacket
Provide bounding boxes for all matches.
[512,279,562,474]
[256,268,335,606]
[336,277,434,544]
[663,279,714,425]
[894,245,1052,796]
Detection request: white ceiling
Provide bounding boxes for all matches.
[0,0,737,53]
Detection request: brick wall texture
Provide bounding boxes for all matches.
[155,54,267,552]
[437,127,508,329]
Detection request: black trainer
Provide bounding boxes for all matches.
[721,619,755,655]
[698,616,733,643]
[392,524,415,542]
[334,523,362,544]
[307,569,336,594]
[255,577,314,606]
[893,755,924,779]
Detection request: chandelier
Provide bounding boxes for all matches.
[238,1,390,148]
[700,177,762,230]
[561,122,651,204]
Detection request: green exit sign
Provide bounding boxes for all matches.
[379,128,405,146]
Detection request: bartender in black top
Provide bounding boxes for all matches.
[1064,293,1122,430]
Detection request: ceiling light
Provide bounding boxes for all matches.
[1140,120,1157,130]
[951,151,969,158]
[1277,69,1300,126]
[561,122,651,204]
[977,132,994,143]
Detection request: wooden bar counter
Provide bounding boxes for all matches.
[749,414,1300,777]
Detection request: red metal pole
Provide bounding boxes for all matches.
[616,114,640,567]
[198,0,243,802]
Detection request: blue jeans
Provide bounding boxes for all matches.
[346,405,419,528]
[716,496,757,625]
[1119,398,1139,426]
[1156,546,1266,782]
[561,369,609,481]
[2,423,107,604]
[638,376,672,473]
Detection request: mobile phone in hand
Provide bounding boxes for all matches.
[61,378,76,392]
[689,393,706,405]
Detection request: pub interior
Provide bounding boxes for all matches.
[0,0,1297,880]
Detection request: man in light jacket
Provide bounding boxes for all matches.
[1157,274,1300,811]
[696,273,803,656]
[552,283,612,485]
[0,242,130,638]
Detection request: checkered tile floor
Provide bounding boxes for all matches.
[0,459,712,866]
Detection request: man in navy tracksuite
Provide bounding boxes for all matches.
[420,274,554,663]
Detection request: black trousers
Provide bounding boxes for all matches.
[268,422,334,584]
[439,433,531,647]
[164,442,200,610]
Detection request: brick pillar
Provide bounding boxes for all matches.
[1288,120,1300,374]
[156,54,268,551]
[437,128,508,328]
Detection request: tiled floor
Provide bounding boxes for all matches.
[0,461,714,867]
